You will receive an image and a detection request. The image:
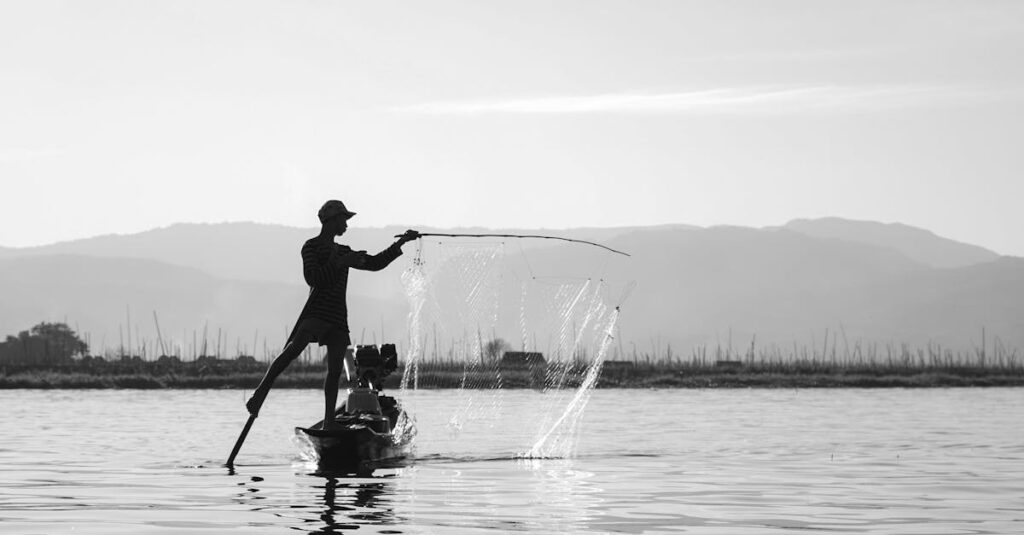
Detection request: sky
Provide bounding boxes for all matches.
[1,1,1023,254]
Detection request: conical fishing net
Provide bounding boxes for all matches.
[398,240,620,459]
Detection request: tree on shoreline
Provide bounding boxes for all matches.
[484,338,511,363]
[0,322,89,364]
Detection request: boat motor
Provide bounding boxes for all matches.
[353,343,398,389]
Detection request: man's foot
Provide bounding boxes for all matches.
[322,419,340,431]
[246,390,267,416]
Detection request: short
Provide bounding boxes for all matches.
[292,317,351,348]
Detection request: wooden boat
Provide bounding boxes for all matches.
[293,344,413,474]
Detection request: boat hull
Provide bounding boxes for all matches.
[294,393,411,474]
[294,425,407,474]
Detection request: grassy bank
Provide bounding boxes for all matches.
[2,359,1022,389]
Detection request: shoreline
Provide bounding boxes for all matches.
[2,366,1024,387]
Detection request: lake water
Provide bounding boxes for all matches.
[1,388,1022,534]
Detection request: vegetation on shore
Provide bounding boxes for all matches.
[2,357,1022,389]
[2,322,1022,388]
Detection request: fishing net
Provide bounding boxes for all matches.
[398,239,620,459]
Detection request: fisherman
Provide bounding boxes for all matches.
[245,199,419,429]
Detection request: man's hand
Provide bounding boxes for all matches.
[396,229,421,245]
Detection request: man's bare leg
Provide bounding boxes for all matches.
[246,338,309,415]
[322,344,347,430]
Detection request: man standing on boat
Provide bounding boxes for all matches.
[246,199,419,429]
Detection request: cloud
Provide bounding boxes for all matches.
[394,85,1006,116]
[0,147,63,163]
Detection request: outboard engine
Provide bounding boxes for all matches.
[353,343,398,389]
[344,344,400,428]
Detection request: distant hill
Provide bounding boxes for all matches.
[0,223,320,285]
[0,255,402,358]
[783,217,998,269]
[828,257,1024,350]
[1,220,1021,357]
[0,222,690,288]
[594,228,1021,352]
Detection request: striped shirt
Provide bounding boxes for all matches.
[292,237,403,337]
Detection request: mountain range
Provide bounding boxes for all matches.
[0,218,1019,358]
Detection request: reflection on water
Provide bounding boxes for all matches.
[311,478,395,534]
[1,389,1023,534]
[227,467,404,534]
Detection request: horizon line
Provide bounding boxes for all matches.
[0,217,997,253]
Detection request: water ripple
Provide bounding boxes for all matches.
[1,388,1022,534]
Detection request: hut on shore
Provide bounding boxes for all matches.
[499,351,546,368]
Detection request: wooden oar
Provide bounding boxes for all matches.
[226,413,257,467]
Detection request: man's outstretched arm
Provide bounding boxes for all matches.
[343,230,420,272]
